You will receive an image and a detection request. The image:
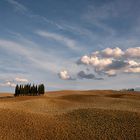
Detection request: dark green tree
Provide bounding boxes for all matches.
[38,84,45,95]
[14,84,19,96]
[14,84,45,96]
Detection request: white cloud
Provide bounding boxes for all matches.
[36,30,79,51]
[102,47,124,58]
[58,70,72,80]
[0,77,28,88]
[78,47,140,77]
[0,81,16,87]
[92,47,140,60]
[125,47,140,58]
[15,77,28,82]
[80,55,91,65]
[105,70,117,76]
[124,67,140,73]
[128,60,140,67]
[80,55,112,71]
[90,56,112,70]
[6,81,16,87]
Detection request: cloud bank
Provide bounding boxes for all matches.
[78,47,140,76]
[59,47,140,80]
[0,77,29,88]
[15,77,28,82]
[0,81,16,87]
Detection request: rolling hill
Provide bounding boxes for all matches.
[0,90,139,140]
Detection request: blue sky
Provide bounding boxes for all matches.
[0,0,140,92]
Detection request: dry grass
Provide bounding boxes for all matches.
[0,90,139,140]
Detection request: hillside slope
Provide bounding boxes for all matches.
[0,90,139,140]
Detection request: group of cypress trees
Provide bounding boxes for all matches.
[14,84,45,96]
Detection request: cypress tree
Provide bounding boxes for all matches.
[15,83,45,96]
[35,85,38,96]
[14,84,18,97]
[38,84,45,95]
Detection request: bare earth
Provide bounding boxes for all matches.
[0,90,139,140]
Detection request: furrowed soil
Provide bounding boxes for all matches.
[0,90,139,140]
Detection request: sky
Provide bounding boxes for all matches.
[0,0,140,92]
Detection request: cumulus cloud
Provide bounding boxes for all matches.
[77,47,140,77]
[6,82,16,87]
[59,47,140,81]
[104,70,117,77]
[0,77,29,88]
[128,60,140,67]
[0,81,16,87]
[91,47,140,59]
[15,77,28,82]
[58,70,74,80]
[101,47,124,58]
[78,55,112,71]
[125,47,140,58]
[124,67,140,73]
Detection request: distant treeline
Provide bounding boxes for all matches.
[14,84,45,96]
[121,88,135,92]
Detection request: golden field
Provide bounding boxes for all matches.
[0,90,139,140]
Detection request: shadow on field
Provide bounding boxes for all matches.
[59,94,99,102]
